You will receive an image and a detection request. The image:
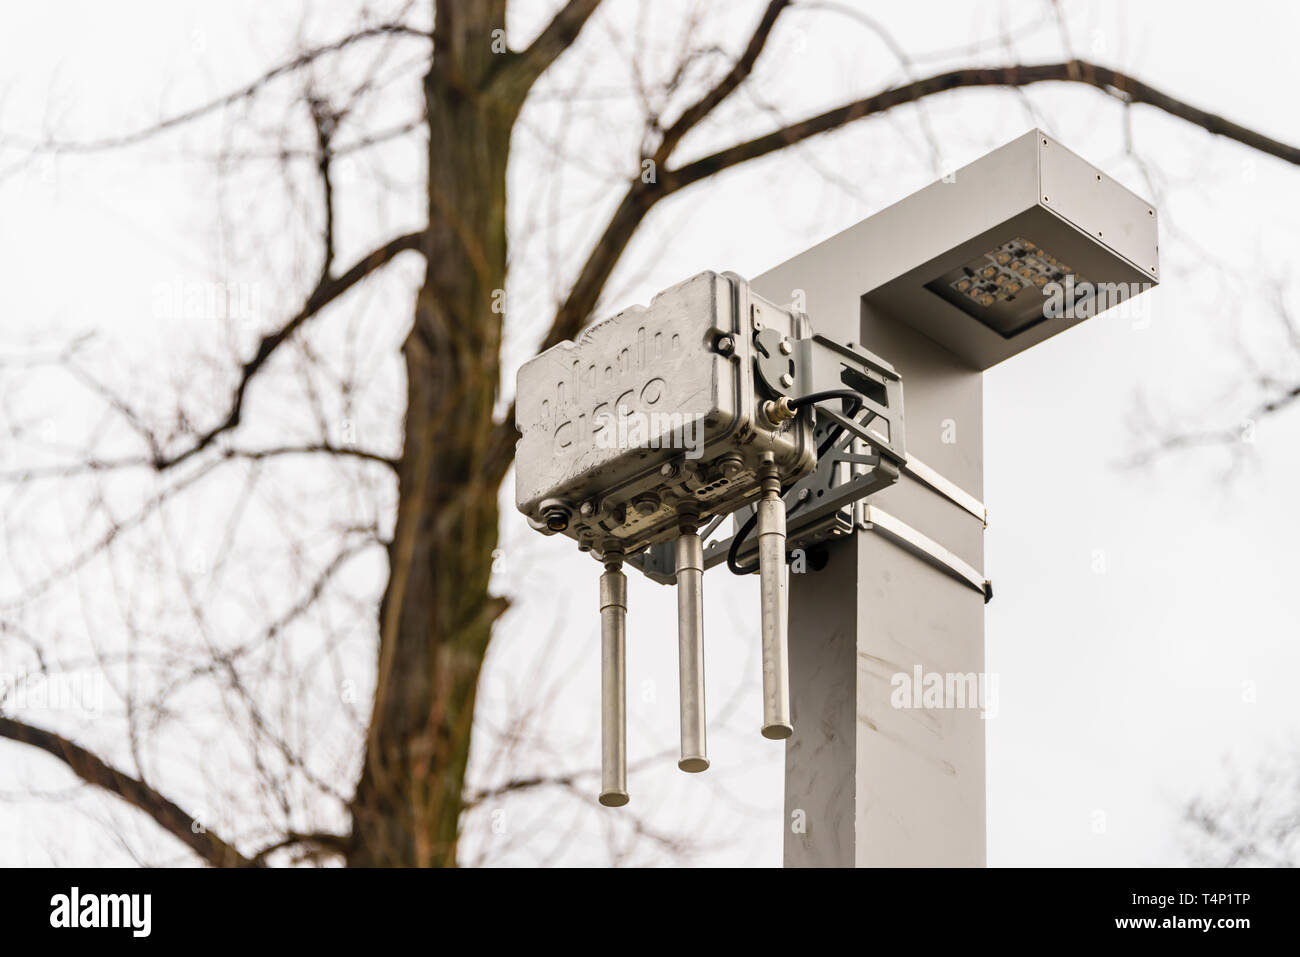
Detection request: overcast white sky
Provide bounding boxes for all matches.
[1,0,1298,866]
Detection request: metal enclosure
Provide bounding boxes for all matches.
[515,271,816,558]
[777,129,1159,371]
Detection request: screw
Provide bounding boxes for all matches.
[779,373,794,388]
[779,339,793,356]
[660,462,679,478]
[719,455,744,479]
[579,499,596,517]
[716,335,735,355]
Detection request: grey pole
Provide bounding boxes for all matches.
[754,244,989,868]
[749,129,1157,866]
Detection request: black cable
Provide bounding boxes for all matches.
[725,391,864,575]
[726,510,761,576]
[788,389,862,410]
[815,396,862,459]
[790,388,865,456]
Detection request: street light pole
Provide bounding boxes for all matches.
[752,129,1158,866]
[752,263,988,866]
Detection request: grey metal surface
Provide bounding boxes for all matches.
[782,534,857,867]
[901,454,987,525]
[598,565,629,807]
[674,530,708,772]
[1038,135,1159,278]
[863,505,988,598]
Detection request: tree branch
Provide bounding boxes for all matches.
[151,230,426,471]
[307,94,340,276]
[0,716,256,867]
[249,830,351,866]
[0,443,398,484]
[651,0,791,166]
[1125,381,1300,468]
[488,0,602,101]
[667,60,1300,191]
[5,24,432,154]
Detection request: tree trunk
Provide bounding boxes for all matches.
[349,0,516,867]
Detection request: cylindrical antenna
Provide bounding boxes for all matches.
[675,514,709,772]
[598,551,629,807]
[757,464,793,739]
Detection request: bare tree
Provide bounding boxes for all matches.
[2,0,1298,866]
[1184,749,1300,867]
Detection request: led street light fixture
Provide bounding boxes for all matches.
[854,130,1159,370]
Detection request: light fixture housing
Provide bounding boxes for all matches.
[851,129,1158,370]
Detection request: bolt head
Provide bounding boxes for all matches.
[779,373,794,388]
[715,335,734,355]
[779,339,793,355]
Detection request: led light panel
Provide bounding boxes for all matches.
[924,237,1094,339]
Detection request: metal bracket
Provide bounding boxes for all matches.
[901,454,987,525]
[630,331,910,583]
[861,505,992,602]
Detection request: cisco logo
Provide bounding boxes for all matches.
[552,376,704,459]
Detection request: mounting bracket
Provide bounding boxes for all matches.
[629,331,906,583]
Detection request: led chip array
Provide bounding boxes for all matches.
[949,237,1088,309]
